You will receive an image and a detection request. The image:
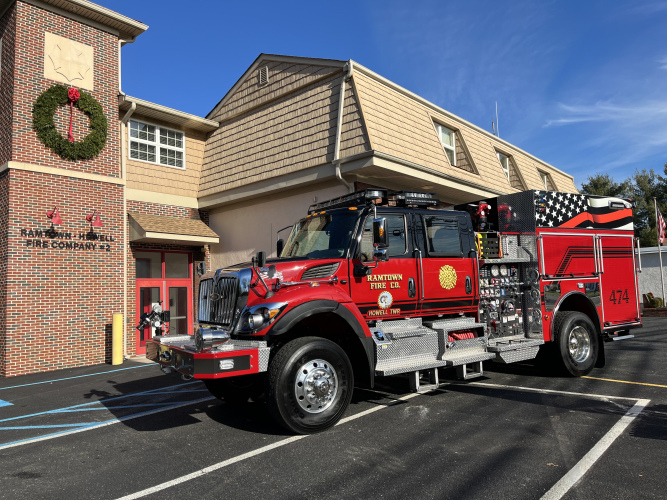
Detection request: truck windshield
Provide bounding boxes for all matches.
[281,212,358,259]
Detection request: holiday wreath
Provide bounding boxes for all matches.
[32,84,108,161]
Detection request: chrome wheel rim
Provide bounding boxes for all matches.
[568,326,591,363]
[294,359,338,414]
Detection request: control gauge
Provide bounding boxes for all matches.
[491,265,500,277]
[499,264,508,277]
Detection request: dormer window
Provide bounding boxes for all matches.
[435,123,456,166]
[129,119,185,169]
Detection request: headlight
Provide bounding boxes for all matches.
[248,313,264,329]
[243,303,287,331]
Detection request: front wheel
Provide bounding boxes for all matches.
[553,311,599,376]
[266,337,354,434]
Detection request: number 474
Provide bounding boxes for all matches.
[609,289,629,305]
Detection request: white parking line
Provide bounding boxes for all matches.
[115,392,421,500]
[115,383,649,500]
[541,398,650,500]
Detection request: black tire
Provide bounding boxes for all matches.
[204,374,265,405]
[552,311,599,376]
[266,337,354,434]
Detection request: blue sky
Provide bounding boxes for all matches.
[101,0,667,188]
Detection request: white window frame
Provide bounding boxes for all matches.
[497,152,510,181]
[434,123,456,166]
[128,119,186,170]
[538,171,548,189]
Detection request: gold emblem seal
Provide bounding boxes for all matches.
[438,265,457,290]
[378,291,393,309]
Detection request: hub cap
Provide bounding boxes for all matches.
[294,359,338,414]
[568,326,591,363]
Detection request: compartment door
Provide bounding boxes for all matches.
[539,232,597,278]
[599,235,640,326]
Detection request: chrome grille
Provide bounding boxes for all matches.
[198,276,239,327]
[301,262,339,280]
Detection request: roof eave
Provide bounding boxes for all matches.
[119,95,219,133]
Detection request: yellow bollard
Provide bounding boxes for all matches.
[112,313,124,365]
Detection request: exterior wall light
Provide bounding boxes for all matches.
[46,207,62,225]
[85,210,103,228]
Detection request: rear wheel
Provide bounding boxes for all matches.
[266,337,354,434]
[204,374,265,405]
[553,311,599,376]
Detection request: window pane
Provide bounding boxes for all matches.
[445,148,455,165]
[165,252,189,278]
[139,287,161,343]
[439,126,454,148]
[160,148,183,168]
[131,142,156,162]
[135,251,162,278]
[168,287,188,335]
[425,217,461,256]
[160,129,184,148]
[130,120,155,142]
[360,215,407,259]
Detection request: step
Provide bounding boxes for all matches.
[442,351,496,367]
[486,338,544,352]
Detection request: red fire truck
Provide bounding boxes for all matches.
[146,188,641,434]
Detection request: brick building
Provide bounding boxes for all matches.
[0,0,577,377]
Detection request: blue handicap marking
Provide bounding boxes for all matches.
[0,400,12,408]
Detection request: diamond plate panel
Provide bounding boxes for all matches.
[495,346,540,364]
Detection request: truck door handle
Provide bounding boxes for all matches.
[408,278,416,298]
[465,276,472,295]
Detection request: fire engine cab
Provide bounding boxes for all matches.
[146,188,641,434]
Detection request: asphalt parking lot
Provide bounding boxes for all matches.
[1,317,665,500]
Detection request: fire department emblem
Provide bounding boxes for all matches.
[378,291,393,309]
[438,265,457,290]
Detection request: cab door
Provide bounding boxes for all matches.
[415,214,476,314]
[348,212,419,320]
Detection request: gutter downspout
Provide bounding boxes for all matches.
[333,61,354,193]
[119,36,136,359]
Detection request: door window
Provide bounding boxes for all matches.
[423,216,462,257]
[359,214,408,261]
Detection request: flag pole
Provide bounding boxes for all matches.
[655,197,666,304]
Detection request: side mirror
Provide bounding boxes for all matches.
[373,248,389,263]
[256,251,267,268]
[372,218,388,249]
[196,262,207,276]
[276,238,284,257]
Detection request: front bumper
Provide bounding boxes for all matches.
[146,335,270,379]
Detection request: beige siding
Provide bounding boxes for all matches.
[201,73,342,197]
[214,62,341,122]
[208,182,347,269]
[124,113,206,198]
[454,131,476,174]
[339,82,372,158]
[353,70,577,194]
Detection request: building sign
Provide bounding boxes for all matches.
[20,228,114,251]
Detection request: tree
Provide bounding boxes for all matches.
[580,173,632,198]
[632,165,667,247]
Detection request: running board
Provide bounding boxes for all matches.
[487,338,544,364]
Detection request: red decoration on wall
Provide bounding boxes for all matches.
[86,210,103,228]
[67,87,80,142]
[46,206,63,225]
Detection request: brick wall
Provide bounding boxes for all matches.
[11,1,119,177]
[0,171,8,376]
[125,200,210,354]
[0,3,16,165]
[3,170,123,376]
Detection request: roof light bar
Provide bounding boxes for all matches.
[391,191,439,208]
[308,189,388,214]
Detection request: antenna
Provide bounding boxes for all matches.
[495,101,499,137]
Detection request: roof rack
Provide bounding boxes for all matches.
[390,191,439,208]
[308,189,388,214]
[307,189,441,214]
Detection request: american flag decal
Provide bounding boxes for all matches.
[535,191,633,231]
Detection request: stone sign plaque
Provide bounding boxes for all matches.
[44,32,94,90]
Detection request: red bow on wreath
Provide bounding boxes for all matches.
[67,87,80,142]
